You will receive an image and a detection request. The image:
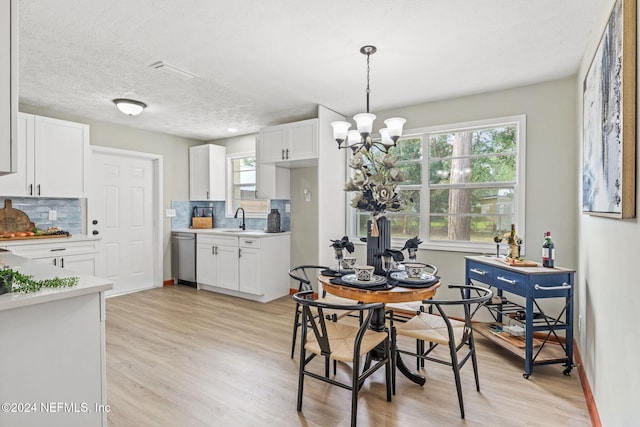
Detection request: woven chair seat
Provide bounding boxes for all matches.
[305,322,387,362]
[313,295,358,320]
[396,312,465,345]
[386,301,424,316]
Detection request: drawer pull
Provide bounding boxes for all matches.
[497,275,517,285]
[470,268,487,276]
[243,240,254,244]
[50,248,66,252]
[534,283,571,291]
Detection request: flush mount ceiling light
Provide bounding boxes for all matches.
[330,45,406,153]
[113,98,147,116]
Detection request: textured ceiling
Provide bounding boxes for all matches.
[18,0,601,141]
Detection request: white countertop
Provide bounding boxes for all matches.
[0,234,100,247]
[172,228,291,237]
[0,252,113,312]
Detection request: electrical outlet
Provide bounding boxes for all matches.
[578,314,583,333]
[48,210,57,221]
[165,209,176,218]
[285,203,291,213]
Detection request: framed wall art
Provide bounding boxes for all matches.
[582,0,636,218]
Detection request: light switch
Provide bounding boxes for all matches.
[166,209,176,217]
[285,203,291,213]
[48,210,57,221]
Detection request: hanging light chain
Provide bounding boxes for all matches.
[366,50,371,113]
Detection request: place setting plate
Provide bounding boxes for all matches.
[340,274,387,287]
[389,271,438,286]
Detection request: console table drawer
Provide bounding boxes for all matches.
[532,274,573,298]
[493,270,527,296]
[467,261,493,283]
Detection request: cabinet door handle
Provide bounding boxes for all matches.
[29,184,33,196]
[211,246,215,255]
[497,275,517,285]
[207,191,210,199]
[53,258,57,266]
[61,258,64,268]
[470,268,487,276]
[285,148,290,159]
[534,283,571,291]
[281,149,285,160]
[238,248,242,258]
[37,184,41,195]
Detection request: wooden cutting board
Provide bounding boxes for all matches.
[504,257,539,267]
[0,200,36,233]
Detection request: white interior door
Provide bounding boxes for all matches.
[90,149,157,296]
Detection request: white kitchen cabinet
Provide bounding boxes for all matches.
[189,144,226,201]
[196,232,290,302]
[1,239,99,276]
[0,113,90,197]
[256,162,290,199]
[196,234,239,290]
[258,118,318,165]
[238,237,261,295]
[0,0,17,175]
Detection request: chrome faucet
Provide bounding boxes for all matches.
[234,207,246,230]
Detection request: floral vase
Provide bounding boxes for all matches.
[267,208,281,233]
[367,216,390,275]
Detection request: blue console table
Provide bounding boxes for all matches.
[465,255,575,378]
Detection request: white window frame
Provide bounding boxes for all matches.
[346,114,526,253]
[225,151,270,219]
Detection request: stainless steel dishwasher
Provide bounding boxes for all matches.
[171,232,196,287]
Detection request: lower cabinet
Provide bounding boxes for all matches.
[1,239,99,276]
[196,235,239,291]
[196,233,290,302]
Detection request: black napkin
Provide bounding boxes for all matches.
[387,275,440,288]
[329,277,394,291]
[321,268,344,277]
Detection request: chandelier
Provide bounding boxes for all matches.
[330,45,406,153]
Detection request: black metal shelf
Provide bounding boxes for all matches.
[484,300,569,330]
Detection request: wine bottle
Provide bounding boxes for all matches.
[542,231,555,268]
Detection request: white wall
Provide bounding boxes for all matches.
[345,78,578,309]
[576,0,637,425]
[19,104,202,281]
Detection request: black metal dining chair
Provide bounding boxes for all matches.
[289,265,359,359]
[390,284,492,419]
[385,262,438,319]
[293,290,392,427]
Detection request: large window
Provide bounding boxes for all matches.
[226,152,270,217]
[348,115,525,252]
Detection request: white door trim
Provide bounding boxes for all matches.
[89,146,164,290]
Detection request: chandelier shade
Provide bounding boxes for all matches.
[330,45,405,153]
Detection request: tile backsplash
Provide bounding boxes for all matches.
[171,200,290,231]
[0,197,82,234]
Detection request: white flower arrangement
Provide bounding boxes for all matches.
[344,148,404,217]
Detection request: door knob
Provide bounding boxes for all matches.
[92,230,99,235]
[92,220,98,225]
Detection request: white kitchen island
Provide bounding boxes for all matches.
[0,252,113,427]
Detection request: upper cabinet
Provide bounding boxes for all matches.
[0,0,17,175]
[0,113,90,197]
[258,118,318,166]
[189,144,226,201]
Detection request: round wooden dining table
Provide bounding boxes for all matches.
[318,274,440,386]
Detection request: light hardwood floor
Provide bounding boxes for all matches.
[106,285,590,426]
